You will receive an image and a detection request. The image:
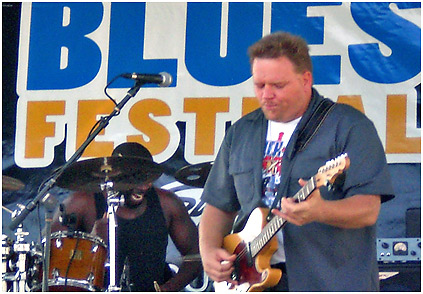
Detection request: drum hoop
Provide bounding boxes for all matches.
[44,231,107,249]
[31,278,103,292]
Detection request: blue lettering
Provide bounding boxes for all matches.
[271,2,342,85]
[108,3,177,88]
[27,3,103,90]
[186,3,263,86]
[312,56,341,85]
[349,2,421,84]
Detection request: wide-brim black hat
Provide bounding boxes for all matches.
[112,142,153,161]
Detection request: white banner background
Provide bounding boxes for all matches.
[15,2,421,168]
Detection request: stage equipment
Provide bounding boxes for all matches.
[56,156,163,192]
[8,74,163,291]
[2,176,25,191]
[35,231,107,291]
[377,237,421,263]
[175,162,213,188]
[378,237,421,292]
[121,72,172,87]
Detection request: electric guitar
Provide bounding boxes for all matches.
[214,153,350,292]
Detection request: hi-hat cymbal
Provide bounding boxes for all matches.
[175,162,213,188]
[2,175,25,191]
[56,156,163,192]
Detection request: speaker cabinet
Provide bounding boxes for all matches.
[378,237,421,292]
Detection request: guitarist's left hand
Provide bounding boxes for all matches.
[272,178,325,226]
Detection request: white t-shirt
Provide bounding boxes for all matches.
[262,117,301,263]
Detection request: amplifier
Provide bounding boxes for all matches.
[377,238,421,292]
[377,238,421,263]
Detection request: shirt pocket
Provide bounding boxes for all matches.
[228,160,256,208]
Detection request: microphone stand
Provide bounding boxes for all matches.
[8,80,145,291]
[40,193,58,292]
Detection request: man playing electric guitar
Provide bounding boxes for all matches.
[199,32,394,292]
[213,154,350,292]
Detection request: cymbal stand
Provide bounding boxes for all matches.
[101,181,124,292]
[11,206,30,292]
[40,192,58,292]
[2,235,10,292]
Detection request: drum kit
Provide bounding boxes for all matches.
[2,159,212,292]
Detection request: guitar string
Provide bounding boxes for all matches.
[232,177,316,267]
[230,156,345,270]
[228,156,345,285]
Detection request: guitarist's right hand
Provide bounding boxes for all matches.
[201,247,238,284]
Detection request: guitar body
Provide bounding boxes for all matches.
[213,154,350,292]
[214,207,282,292]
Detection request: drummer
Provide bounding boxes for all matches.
[50,142,202,292]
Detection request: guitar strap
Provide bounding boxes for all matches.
[266,98,335,220]
[294,98,335,153]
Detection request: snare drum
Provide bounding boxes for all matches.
[35,231,107,292]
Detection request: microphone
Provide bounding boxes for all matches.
[121,72,172,87]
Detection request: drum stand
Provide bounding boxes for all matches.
[6,195,57,293]
[13,225,30,292]
[101,180,124,292]
[2,235,11,292]
[8,206,31,292]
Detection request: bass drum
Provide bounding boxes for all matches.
[32,231,107,292]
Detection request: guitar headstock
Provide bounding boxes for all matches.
[315,153,350,188]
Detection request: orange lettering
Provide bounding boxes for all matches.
[337,95,365,113]
[25,101,65,158]
[184,97,230,155]
[386,95,421,153]
[77,100,115,157]
[242,97,260,116]
[127,99,171,155]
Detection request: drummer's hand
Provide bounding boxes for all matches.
[91,213,109,242]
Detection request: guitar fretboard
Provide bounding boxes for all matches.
[250,176,317,257]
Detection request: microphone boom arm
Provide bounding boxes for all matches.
[9,81,145,231]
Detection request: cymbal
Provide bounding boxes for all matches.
[175,162,213,188]
[2,175,25,191]
[56,156,163,192]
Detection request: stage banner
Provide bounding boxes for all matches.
[15,2,421,168]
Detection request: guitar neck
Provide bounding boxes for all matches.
[250,176,317,257]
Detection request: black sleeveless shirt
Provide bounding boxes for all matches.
[94,188,169,291]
